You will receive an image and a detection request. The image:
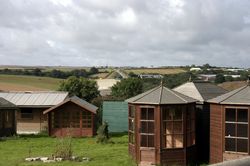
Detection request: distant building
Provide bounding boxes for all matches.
[190,67,202,72]
[139,74,163,79]
[226,68,246,72]
[96,79,120,96]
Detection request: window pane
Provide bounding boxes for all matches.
[191,132,196,145]
[165,121,172,134]
[173,108,182,120]
[141,135,147,147]
[238,109,248,122]
[237,139,248,153]
[225,138,236,152]
[237,124,248,137]
[166,135,172,148]
[148,135,154,147]
[129,132,135,144]
[225,123,236,137]
[129,106,135,118]
[148,122,154,133]
[173,135,183,148]
[141,121,147,133]
[162,108,171,120]
[226,108,236,122]
[129,119,134,131]
[141,108,147,120]
[148,108,154,120]
[173,121,182,134]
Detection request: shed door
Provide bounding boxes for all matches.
[139,107,155,163]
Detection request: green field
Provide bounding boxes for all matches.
[0,74,62,91]
[0,134,135,166]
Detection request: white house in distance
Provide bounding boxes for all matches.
[190,67,202,72]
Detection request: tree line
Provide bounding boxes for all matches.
[0,67,99,79]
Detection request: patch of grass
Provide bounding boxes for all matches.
[0,74,62,91]
[0,135,136,166]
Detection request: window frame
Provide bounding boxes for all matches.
[224,107,249,154]
[20,109,33,120]
[128,105,135,145]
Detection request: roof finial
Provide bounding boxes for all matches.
[160,79,163,86]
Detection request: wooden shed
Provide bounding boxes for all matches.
[208,84,250,164]
[0,97,16,137]
[43,96,98,137]
[126,85,197,166]
[174,81,227,162]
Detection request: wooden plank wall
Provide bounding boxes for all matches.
[210,104,223,164]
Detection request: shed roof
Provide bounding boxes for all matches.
[0,91,68,107]
[126,85,197,104]
[173,81,227,103]
[208,84,250,105]
[43,96,98,114]
[0,97,16,108]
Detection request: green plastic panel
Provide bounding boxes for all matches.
[103,101,128,132]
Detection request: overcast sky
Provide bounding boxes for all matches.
[0,0,250,67]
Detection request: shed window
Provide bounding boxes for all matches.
[225,108,248,153]
[51,112,60,128]
[140,107,155,147]
[162,107,184,148]
[21,109,33,119]
[129,106,135,144]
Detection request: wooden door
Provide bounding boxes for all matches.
[139,107,156,163]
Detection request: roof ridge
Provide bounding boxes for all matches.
[133,85,161,102]
[193,82,205,101]
[159,85,164,104]
[218,85,247,103]
[165,87,188,103]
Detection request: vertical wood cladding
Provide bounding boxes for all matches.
[210,104,223,164]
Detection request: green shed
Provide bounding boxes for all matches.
[103,101,128,132]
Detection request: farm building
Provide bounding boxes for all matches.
[0,91,68,134]
[126,84,197,166]
[208,83,250,164]
[103,101,128,132]
[43,96,97,137]
[173,81,227,161]
[0,97,16,137]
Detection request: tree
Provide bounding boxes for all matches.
[89,67,99,75]
[215,74,225,84]
[111,78,143,99]
[58,76,100,102]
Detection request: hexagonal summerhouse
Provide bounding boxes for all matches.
[126,85,197,166]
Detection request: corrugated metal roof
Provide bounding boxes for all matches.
[174,81,228,103]
[0,91,68,107]
[208,85,250,105]
[126,85,197,104]
[43,96,98,114]
[0,97,16,108]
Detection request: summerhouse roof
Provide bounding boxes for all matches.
[173,81,227,103]
[126,85,197,105]
[208,84,250,105]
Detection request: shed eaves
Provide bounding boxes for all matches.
[208,85,250,105]
[126,85,197,104]
[0,91,68,107]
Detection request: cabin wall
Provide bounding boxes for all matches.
[16,108,48,134]
[161,149,185,165]
[210,104,223,164]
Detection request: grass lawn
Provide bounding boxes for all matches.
[0,74,62,91]
[0,134,136,166]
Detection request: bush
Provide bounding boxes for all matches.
[96,121,109,144]
[53,136,73,160]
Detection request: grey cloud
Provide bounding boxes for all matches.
[0,0,250,67]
